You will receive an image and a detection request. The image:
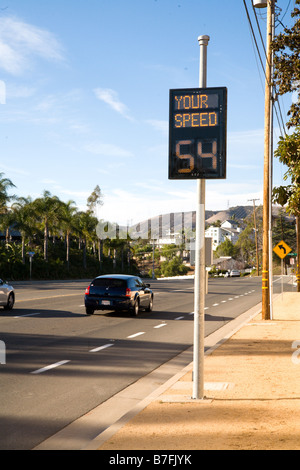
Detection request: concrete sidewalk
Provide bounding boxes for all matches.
[94,292,300,451]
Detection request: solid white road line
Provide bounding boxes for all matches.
[90,343,114,353]
[31,360,70,375]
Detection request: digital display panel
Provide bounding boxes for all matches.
[169,87,227,180]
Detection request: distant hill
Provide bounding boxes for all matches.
[128,205,294,238]
[205,205,253,224]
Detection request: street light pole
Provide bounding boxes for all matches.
[192,34,209,400]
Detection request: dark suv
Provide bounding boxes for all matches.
[84,274,153,316]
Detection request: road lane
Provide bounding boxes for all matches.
[0,275,295,449]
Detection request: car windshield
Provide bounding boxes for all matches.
[92,278,127,288]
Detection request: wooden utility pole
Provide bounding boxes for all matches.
[262,0,274,320]
[248,199,260,275]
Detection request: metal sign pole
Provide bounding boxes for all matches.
[192,35,209,400]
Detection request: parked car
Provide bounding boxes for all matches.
[229,270,240,277]
[0,279,15,311]
[84,274,153,316]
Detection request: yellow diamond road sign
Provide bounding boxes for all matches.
[273,240,292,259]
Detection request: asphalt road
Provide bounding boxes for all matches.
[0,275,295,449]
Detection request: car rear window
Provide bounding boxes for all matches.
[92,278,127,288]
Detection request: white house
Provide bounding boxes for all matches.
[205,220,242,251]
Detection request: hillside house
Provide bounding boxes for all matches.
[205,220,242,251]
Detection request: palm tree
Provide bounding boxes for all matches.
[0,172,16,211]
[32,191,62,261]
[59,200,78,270]
[73,211,98,269]
[0,172,16,242]
[11,197,35,264]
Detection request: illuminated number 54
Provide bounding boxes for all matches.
[176,139,217,173]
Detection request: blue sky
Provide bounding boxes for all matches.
[0,0,295,225]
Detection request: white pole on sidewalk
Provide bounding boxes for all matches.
[193,35,209,400]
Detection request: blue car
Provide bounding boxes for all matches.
[84,274,153,316]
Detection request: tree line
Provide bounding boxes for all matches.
[271,1,300,291]
[0,178,139,280]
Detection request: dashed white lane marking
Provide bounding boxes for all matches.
[127,332,145,339]
[154,323,167,329]
[14,312,41,318]
[213,303,219,307]
[31,360,70,375]
[90,343,114,353]
[175,316,184,321]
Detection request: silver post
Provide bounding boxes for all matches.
[193,35,210,400]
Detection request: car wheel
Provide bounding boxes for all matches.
[146,295,153,312]
[86,307,94,315]
[132,298,140,316]
[4,293,14,311]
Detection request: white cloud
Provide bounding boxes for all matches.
[6,84,36,99]
[0,164,30,177]
[35,95,58,111]
[84,142,134,158]
[146,119,168,134]
[94,88,133,120]
[228,129,264,145]
[0,17,64,75]
[0,41,25,74]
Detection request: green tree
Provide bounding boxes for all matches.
[0,172,16,213]
[236,206,263,269]
[32,191,62,261]
[161,244,178,260]
[59,200,78,271]
[73,211,98,269]
[87,185,104,214]
[272,1,300,291]
[0,172,16,243]
[272,1,300,128]
[11,197,35,264]
[215,238,239,259]
[160,256,188,277]
[272,131,300,291]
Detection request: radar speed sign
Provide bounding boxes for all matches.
[168,87,227,180]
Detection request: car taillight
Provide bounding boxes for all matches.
[85,286,90,295]
[125,288,131,297]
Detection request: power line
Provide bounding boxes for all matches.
[252,2,287,136]
[243,0,287,137]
